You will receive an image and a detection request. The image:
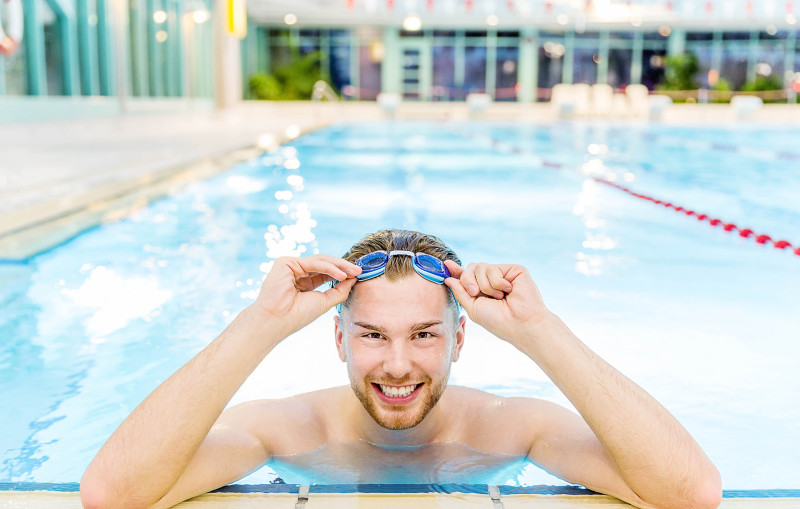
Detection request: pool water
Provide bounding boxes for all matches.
[1,121,799,489]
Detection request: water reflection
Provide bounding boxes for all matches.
[266,441,538,486]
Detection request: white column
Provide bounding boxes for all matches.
[213,0,242,108]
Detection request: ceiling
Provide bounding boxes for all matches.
[245,0,799,31]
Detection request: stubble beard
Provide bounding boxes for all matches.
[350,367,451,430]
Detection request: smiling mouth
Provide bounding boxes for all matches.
[372,382,423,400]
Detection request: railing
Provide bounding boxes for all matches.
[311,80,341,102]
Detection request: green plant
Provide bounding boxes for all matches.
[711,77,732,103]
[740,75,783,92]
[248,51,333,100]
[249,73,282,100]
[659,52,699,91]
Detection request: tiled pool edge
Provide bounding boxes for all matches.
[0,122,330,263]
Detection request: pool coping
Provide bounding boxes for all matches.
[1,483,798,509]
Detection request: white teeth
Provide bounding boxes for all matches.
[379,384,416,398]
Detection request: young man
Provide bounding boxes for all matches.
[81,229,722,509]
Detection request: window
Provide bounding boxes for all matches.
[433,45,456,101]
[464,46,486,94]
[495,46,518,101]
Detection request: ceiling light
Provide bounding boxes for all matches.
[786,13,797,24]
[284,13,298,25]
[402,14,422,31]
[658,25,671,37]
[556,14,568,25]
[153,10,167,23]
[192,9,209,23]
[486,14,499,26]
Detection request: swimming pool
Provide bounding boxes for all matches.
[1,121,799,491]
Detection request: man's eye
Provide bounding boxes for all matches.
[416,332,435,339]
[364,332,383,340]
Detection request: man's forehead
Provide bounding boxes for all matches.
[346,275,451,318]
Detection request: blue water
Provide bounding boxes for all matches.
[1,121,799,489]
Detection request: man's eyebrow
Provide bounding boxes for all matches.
[353,322,388,335]
[410,321,443,333]
[351,321,443,334]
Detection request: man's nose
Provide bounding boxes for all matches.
[383,341,413,379]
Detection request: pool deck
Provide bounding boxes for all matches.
[1,100,800,262]
[0,490,798,508]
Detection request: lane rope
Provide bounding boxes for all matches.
[594,177,800,257]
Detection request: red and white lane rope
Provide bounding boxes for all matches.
[451,125,799,258]
[594,177,800,257]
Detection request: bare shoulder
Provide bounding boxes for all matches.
[219,386,352,456]
[445,386,582,455]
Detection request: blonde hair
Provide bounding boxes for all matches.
[340,229,461,314]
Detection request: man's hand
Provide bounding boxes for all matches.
[251,255,361,336]
[443,260,549,347]
[446,259,722,509]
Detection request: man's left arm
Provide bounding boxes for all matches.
[444,261,722,509]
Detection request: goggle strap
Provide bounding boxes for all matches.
[388,250,415,257]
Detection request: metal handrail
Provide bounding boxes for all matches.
[311,80,341,102]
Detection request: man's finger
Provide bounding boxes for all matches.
[486,265,513,293]
[444,277,475,313]
[458,263,481,297]
[322,277,357,308]
[286,257,349,281]
[444,259,463,278]
[307,254,362,277]
[475,264,504,300]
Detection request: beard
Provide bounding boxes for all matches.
[349,368,450,430]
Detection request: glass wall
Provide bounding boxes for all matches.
[573,32,599,85]
[720,32,751,89]
[686,31,714,88]
[249,26,799,102]
[40,0,65,95]
[608,33,634,90]
[1,31,28,95]
[1,0,213,99]
[495,31,519,101]
[538,31,565,98]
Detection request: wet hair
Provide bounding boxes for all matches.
[339,229,461,317]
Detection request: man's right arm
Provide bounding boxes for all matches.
[80,255,360,509]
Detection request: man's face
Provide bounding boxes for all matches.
[335,274,465,430]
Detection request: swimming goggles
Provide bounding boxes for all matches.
[355,250,450,284]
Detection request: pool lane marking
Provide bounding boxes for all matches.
[594,177,800,257]
[295,485,309,508]
[489,485,505,508]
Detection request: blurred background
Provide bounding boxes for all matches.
[1,0,799,120]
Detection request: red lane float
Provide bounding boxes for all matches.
[594,177,800,257]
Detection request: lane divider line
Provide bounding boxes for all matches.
[594,177,800,257]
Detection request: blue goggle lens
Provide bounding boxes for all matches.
[415,253,446,275]
[358,251,389,270]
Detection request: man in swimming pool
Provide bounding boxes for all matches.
[81,229,722,509]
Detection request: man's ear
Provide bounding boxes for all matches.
[451,315,466,362]
[334,314,347,362]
